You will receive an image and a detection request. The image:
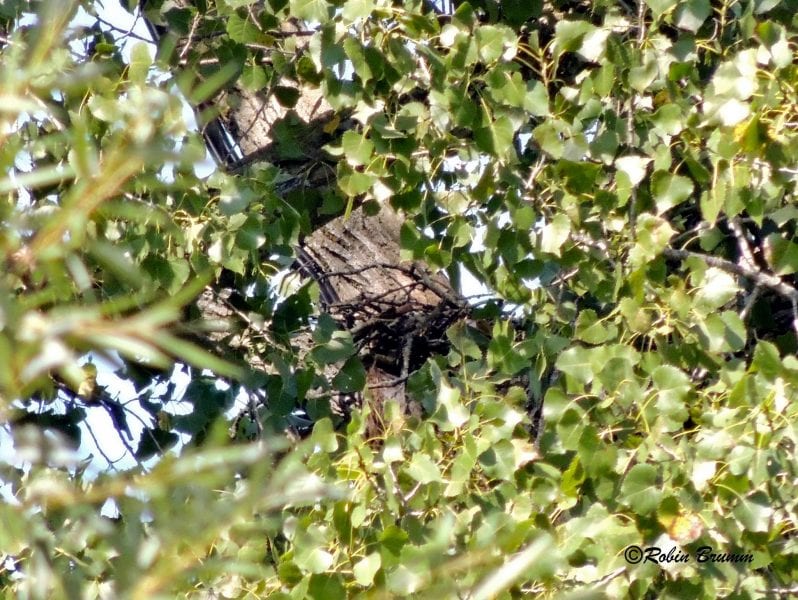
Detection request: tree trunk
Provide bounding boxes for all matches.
[141,2,466,434]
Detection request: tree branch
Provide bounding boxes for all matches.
[663,248,798,301]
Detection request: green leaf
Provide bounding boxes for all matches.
[274,86,301,108]
[487,328,528,376]
[552,20,595,57]
[342,0,374,20]
[295,547,334,574]
[644,0,678,17]
[629,214,676,267]
[557,407,586,451]
[621,464,661,515]
[445,446,478,497]
[752,341,783,379]
[312,331,355,364]
[615,155,651,186]
[727,445,755,476]
[560,455,586,498]
[651,104,685,135]
[343,38,374,81]
[652,365,690,428]
[694,267,738,312]
[227,13,265,44]
[556,160,601,194]
[765,234,798,275]
[475,24,515,63]
[556,346,594,385]
[733,492,773,532]
[405,454,442,484]
[308,574,346,600]
[188,61,240,104]
[478,439,517,480]
[575,310,615,344]
[341,130,374,166]
[652,365,690,401]
[332,356,366,393]
[590,130,618,163]
[128,42,152,84]
[651,171,693,214]
[540,213,570,256]
[474,115,515,158]
[290,0,330,21]
[488,69,527,108]
[754,0,782,13]
[533,119,567,158]
[311,418,338,452]
[353,552,381,586]
[690,460,717,491]
[430,380,469,430]
[576,28,609,62]
[338,170,376,196]
[241,64,268,90]
[379,525,408,556]
[524,80,549,116]
[628,58,658,93]
[701,179,725,224]
[674,0,711,32]
[697,311,747,353]
[598,356,636,390]
[757,22,792,68]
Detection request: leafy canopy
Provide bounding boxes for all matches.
[1,0,798,598]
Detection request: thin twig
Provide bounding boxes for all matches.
[636,0,646,45]
[54,381,149,470]
[757,587,798,595]
[83,417,124,472]
[367,375,409,389]
[729,217,767,323]
[94,14,152,43]
[105,403,152,471]
[179,14,201,60]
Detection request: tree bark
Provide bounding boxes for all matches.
[141,2,466,434]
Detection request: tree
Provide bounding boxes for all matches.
[2,0,798,597]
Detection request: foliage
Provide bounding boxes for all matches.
[2,0,798,598]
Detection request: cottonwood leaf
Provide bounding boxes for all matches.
[621,464,661,514]
[290,0,329,21]
[406,454,442,484]
[353,553,381,586]
[651,171,693,214]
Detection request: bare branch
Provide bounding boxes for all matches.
[367,375,409,389]
[663,248,798,301]
[729,217,758,270]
